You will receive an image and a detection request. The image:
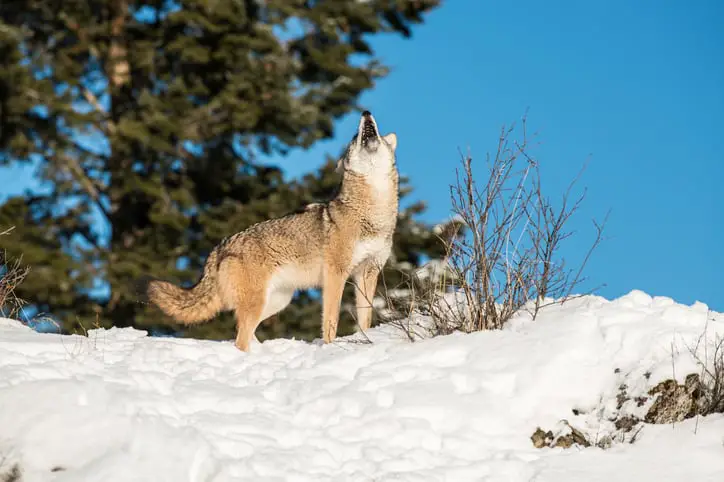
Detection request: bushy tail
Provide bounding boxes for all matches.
[145,249,223,325]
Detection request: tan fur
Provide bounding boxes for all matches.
[146,112,399,352]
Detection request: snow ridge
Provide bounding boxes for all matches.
[1,290,723,481]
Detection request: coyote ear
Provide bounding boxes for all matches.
[383,133,397,151]
[335,157,345,174]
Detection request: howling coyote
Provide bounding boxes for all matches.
[145,111,399,351]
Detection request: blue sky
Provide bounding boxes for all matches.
[273,0,724,311]
[2,0,723,311]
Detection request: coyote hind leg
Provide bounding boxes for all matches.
[218,257,266,352]
[234,300,265,352]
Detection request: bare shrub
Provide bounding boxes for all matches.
[687,312,724,416]
[375,259,455,341]
[413,116,607,335]
[701,334,724,414]
[0,227,30,319]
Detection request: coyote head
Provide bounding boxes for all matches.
[336,110,397,175]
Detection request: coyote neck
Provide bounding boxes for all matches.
[339,167,398,206]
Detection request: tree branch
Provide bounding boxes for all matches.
[60,153,111,224]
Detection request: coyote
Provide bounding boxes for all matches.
[144,111,399,351]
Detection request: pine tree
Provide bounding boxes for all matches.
[0,0,444,340]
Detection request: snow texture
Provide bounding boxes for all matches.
[1,290,723,481]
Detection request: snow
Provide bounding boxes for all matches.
[1,290,723,481]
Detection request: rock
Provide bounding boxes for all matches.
[596,434,613,450]
[616,383,630,410]
[553,421,591,448]
[644,374,703,424]
[531,421,591,449]
[531,428,554,449]
[614,415,640,432]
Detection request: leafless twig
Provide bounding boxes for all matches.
[411,114,607,334]
[0,227,30,319]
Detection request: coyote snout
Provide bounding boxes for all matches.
[144,111,400,352]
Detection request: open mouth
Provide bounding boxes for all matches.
[359,110,379,147]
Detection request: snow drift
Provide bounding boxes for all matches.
[1,290,723,481]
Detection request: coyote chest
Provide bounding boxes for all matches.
[351,236,391,268]
[351,184,397,269]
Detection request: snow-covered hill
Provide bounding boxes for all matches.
[1,290,723,481]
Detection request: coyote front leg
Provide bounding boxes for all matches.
[354,261,381,331]
[322,264,347,343]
